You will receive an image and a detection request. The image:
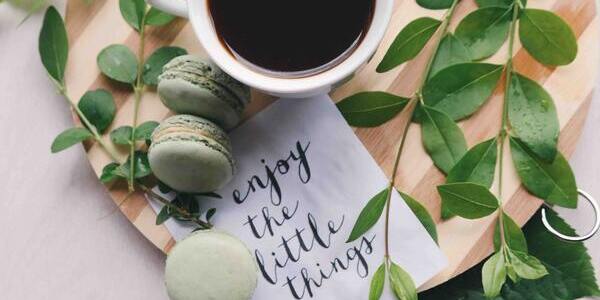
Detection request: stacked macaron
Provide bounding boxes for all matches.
[150,55,250,194]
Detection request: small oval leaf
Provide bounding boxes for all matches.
[110,126,134,145]
[377,17,441,73]
[507,250,549,280]
[347,189,388,243]
[145,7,176,26]
[476,0,527,8]
[508,73,559,162]
[509,137,577,208]
[421,106,468,174]
[51,127,93,153]
[39,6,68,84]
[421,63,503,121]
[156,206,172,225]
[78,89,116,134]
[142,46,188,86]
[336,92,409,127]
[119,0,146,31]
[135,121,160,141]
[400,192,438,243]
[389,262,417,300]
[499,212,528,252]
[416,0,453,10]
[437,182,499,219]
[519,9,578,66]
[427,34,471,80]
[455,7,512,60]
[97,44,138,84]
[482,251,507,298]
[369,263,386,300]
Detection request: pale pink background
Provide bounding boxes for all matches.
[0,1,598,299]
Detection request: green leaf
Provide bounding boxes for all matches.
[455,7,512,60]
[400,192,438,243]
[51,127,93,153]
[347,189,388,243]
[39,6,68,84]
[377,17,441,73]
[99,162,125,183]
[509,137,577,208]
[206,208,217,222]
[369,263,386,300]
[120,151,152,179]
[419,209,600,300]
[476,0,527,8]
[78,89,116,133]
[421,63,503,121]
[507,250,548,280]
[508,73,559,162]
[421,106,468,174]
[437,182,499,219]
[389,262,418,300]
[416,0,453,10]
[427,34,471,80]
[156,206,171,225]
[110,126,133,145]
[97,44,138,84]
[443,138,497,219]
[502,213,528,252]
[142,46,188,86]
[519,9,578,66]
[134,121,159,141]
[336,92,409,127]
[119,0,146,31]
[482,251,507,298]
[145,7,176,26]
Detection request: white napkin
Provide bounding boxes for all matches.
[150,95,447,299]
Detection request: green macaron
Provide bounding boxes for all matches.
[148,114,235,193]
[165,231,258,300]
[158,55,251,130]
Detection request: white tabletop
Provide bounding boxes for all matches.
[0,1,598,299]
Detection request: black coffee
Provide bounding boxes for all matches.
[208,0,375,77]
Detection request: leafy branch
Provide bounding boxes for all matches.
[40,3,211,230]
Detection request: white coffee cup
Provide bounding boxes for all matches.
[148,0,393,98]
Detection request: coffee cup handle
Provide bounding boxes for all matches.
[147,0,189,18]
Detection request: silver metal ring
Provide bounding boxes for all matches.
[542,189,600,242]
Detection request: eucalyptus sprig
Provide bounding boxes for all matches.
[340,0,464,298]
[98,0,187,192]
[40,5,212,230]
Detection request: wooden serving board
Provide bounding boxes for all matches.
[64,0,598,289]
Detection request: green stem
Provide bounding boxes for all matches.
[497,1,520,248]
[383,0,462,258]
[57,85,123,163]
[128,12,148,192]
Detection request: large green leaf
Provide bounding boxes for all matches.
[337,92,409,127]
[78,89,116,133]
[119,0,147,31]
[145,7,176,26]
[428,34,471,80]
[455,7,512,60]
[377,17,441,73]
[51,127,93,153]
[389,262,418,300]
[400,192,438,243]
[347,189,388,243]
[519,9,578,66]
[97,44,138,84]
[142,46,188,86]
[416,0,453,10]
[421,63,503,121]
[509,137,577,208]
[508,73,559,162]
[369,263,386,300]
[420,209,600,300]
[443,138,497,219]
[421,106,468,174]
[39,6,68,84]
[437,182,499,219]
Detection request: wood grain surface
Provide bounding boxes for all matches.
[64,0,598,289]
